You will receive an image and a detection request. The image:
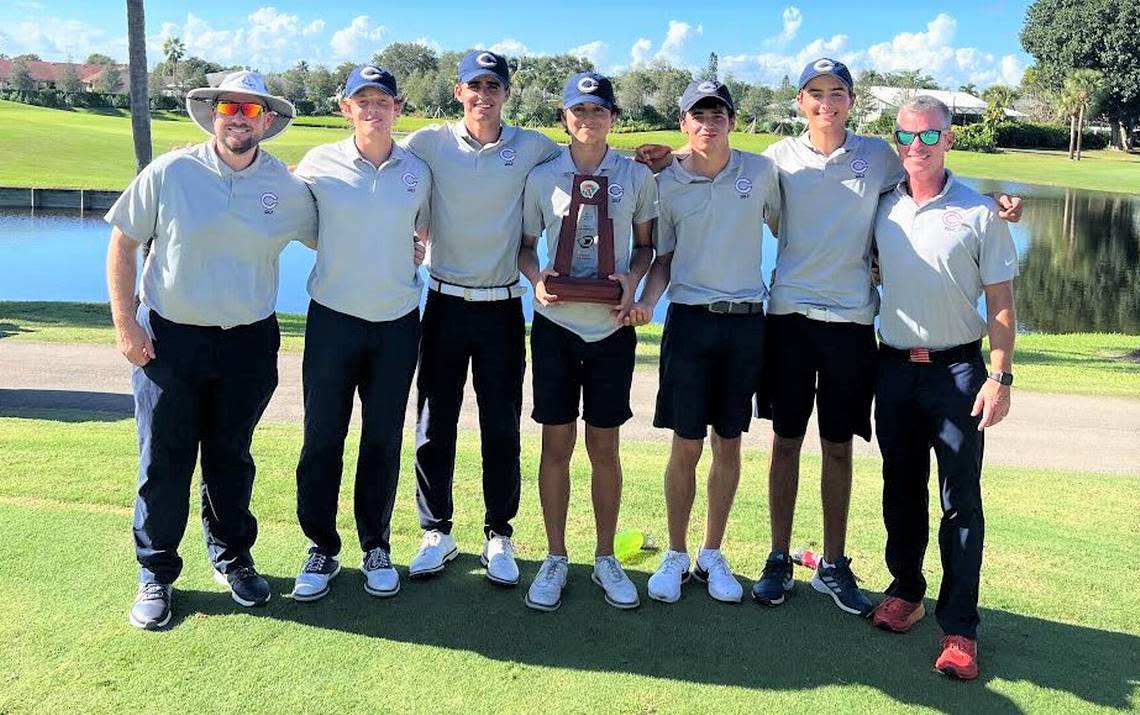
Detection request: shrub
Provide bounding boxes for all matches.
[953,123,997,152]
[993,121,1109,150]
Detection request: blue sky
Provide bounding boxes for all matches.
[0,0,1034,88]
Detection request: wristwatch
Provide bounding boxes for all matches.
[988,371,1014,386]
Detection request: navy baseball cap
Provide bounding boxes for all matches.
[679,79,735,114]
[563,72,616,110]
[797,57,853,92]
[458,50,510,87]
[343,65,398,99]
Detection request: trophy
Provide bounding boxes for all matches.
[545,174,622,304]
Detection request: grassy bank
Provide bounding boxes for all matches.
[1,301,1137,397]
[0,414,1137,713]
[3,100,1138,194]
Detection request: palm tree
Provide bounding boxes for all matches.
[1061,69,1104,161]
[162,36,185,84]
[126,0,151,174]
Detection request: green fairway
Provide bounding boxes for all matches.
[3,301,1137,397]
[0,413,1137,713]
[3,100,1138,194]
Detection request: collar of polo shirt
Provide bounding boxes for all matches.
[897,169,957,206]
[454,119,517,149]
[672,148,742,184]
[205,139,264,176]
[554,145,619,175]
[342,135,405,167]
[797,128,855,157]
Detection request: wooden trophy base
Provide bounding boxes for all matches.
[546,276,622,305]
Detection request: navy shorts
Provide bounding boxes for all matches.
[654,303,766,440]
[530,313,636,429]
[756,312,877,443]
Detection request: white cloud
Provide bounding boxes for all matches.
[629,37,652,67]
[656,20,702,63]
[412,37,443,53]
[721,13,1026,90]
[0,15,122,62]
[765,6,802,49]
[330,15,387,60]
[303,20,325,37]
[151,8,330,69]
[568,40,607,69]
[487,38,531,56]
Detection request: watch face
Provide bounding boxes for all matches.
[992,371,1014,385]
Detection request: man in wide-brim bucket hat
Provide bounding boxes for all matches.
[186,69,295,142]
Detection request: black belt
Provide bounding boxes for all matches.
[880,340,982,364]
[706,301,764,315]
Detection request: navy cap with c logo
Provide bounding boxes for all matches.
[458,50,510,87]
[679,79,735,114]
[797,58,854,92]
[563,71,616,110]
[343,65,399,99]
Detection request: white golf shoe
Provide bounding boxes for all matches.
[592,555,640,609]
[692,548,743,603]
[647,549,691,603]
[408,530,458,579]
[525,555,569,612]
[481,531,519,586]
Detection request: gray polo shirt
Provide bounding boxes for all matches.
[654,150,780,305]
[763,131,904,324]
[522,147,658,342]
[403,121,560,288]
[105,141,316,328]
[295,138,431,322]
[875,171,1018,349]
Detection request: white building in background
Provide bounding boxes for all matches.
[864,86,1023,124]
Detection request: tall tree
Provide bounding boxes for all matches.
[10,58,35,90]
[702,52,719,82]
[1021,0,1140,150]
[1061,69,1105,160]
[373,42,439,83]
[982,85,1017,130]
[86,53,116,65]
[126,0,152,173]
[162,36,185,81]
[58,62,83,93]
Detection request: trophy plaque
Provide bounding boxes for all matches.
[545,174,622,304]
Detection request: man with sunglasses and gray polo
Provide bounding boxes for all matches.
[868,96,1016,681]
[401,50,560,586]
[106,71,316,629]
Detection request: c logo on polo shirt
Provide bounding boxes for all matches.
[401,172,419,191]
[476,52,498,68]
[260,192,279,214]
[578,76,599,93]
[697,80,718,93]
[813,59,835,72]
[850,158,868,177]
[735,177,753,196]
[499,147,516,165]
[942,210,964,229]
[579,179,601,199]
[361,66,383,81]
[607,182,624,200]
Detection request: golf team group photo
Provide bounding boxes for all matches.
[107,47,1025,682]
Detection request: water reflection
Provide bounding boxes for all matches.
[2,179,1138,334]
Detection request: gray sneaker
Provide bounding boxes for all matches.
[129,581,172,630]
[362,548,400,597]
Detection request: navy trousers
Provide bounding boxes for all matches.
[875,349,988,638]
[132,311,279,584]
[413,290,524,538]
[296,301,420,556]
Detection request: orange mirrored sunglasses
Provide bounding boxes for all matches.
[214,101,266,118]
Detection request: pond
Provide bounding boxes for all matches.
[1,177,1137,334]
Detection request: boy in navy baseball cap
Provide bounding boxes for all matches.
[341,64,399,99]
[458,49,511,87]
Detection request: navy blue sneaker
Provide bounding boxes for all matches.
[752,550,795,606]
[811,556,872,616]
[214,566,271,607]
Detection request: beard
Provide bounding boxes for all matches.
[218,125,261,155]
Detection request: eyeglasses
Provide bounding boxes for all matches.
[214,101,267,118]
[894,128,945,146]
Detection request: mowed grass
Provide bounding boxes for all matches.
[0,413,1137,713]
[3,100,1139,194]
[3,301,1138,397]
